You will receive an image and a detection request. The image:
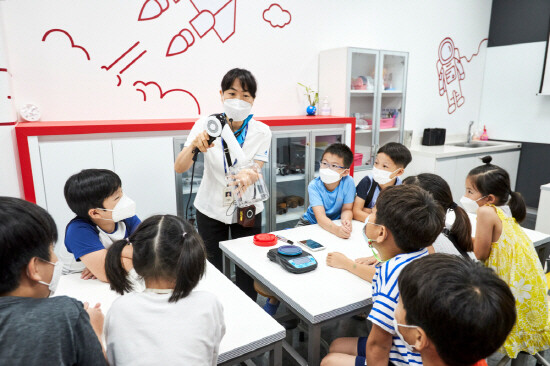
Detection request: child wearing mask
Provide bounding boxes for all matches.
[395,254,516,366]
[104,215,225,366]
[352,142,411,223]
[323,185,444,366]
[64,169,141,282]
[403,173,475,259]
[0,197,106,366]
[296,143,355,239]
[461,156,550,358]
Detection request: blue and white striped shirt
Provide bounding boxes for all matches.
[367,248,428,365]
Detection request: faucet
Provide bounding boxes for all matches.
[467,121,474,143]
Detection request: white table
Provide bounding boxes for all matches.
[220,220,373,366]
[54,263,285,365]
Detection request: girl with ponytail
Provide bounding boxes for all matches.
[403,173,474,259]
[104,215,225,366]
[462,156,550,358]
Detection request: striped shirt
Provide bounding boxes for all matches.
[367,249,428,365]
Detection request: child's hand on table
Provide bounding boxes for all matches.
[326,252,352,269]
[354,256,378,266]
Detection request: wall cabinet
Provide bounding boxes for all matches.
[319,47,408,171]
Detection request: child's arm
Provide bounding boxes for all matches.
[352,196,373,222]
[81,245,133,282]
[313,206,351,239]
[473,206,496,261]
[365,324,393,365]
[340,203,354,232]
[326,252,376,282]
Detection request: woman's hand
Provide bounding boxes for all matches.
[192,130,214,152]
[228,168,260,198]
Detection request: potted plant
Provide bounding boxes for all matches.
[298,83,319,116]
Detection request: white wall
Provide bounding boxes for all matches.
[479,42,550,144]
[0,0,492,198]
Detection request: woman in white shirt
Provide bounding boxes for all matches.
[104,214,225,366]
[174,68,272,300]
[403,173,475,259]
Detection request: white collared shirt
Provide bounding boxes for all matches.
[184,116,271,224]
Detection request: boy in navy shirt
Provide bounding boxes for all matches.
[297,143,355,239]
[352,142,411,223]
[323,185,444,366]
[64,169,140,282]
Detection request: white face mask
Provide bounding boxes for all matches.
[98,194,136,222]
[372,166,400,185]
[392,317,418,352]
[38,259,62,297]
[459,195,486,214]
[223,98,252,122]
[319,168,341,184]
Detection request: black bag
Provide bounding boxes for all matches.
[422,128,446,146]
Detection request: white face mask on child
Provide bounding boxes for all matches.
[392,318,418,352]
[98,195,136,222]
[37,259,62,297]
[319,168,341,184]
[372,167,400,185]
[459,195,486,214]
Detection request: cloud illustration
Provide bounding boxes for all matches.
[263,4,291,28]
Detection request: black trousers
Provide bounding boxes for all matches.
[196,209,261,300]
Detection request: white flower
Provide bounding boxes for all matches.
[511,278,532,303]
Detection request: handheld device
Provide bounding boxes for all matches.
[298,239,326,252]
[267,245,317,274]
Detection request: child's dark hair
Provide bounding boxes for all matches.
[64,169,121,219]
[105,215,206,303]
[377,142,412,168]
[399,254,516,366]
[375,185,444,252]
[322,143,354,168]
[403,173,473,252]
[468,156,526,222]
[221,68,257,99]
[0,197,58,295]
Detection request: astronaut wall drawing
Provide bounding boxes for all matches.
[437,37,465,114]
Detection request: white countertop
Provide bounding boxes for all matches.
[541,183,550,192]
[410,141,522,159]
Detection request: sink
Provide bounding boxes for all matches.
[452,142,499,148]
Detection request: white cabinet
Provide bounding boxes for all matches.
[407,149,521,204]
[34,135,178,262]
[319,47,408,170]
[112,137,177,218]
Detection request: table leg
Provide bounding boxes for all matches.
[308,323,322,366]
[269,341,283,366]
[222,253,231,278]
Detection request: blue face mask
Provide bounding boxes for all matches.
[363,216,387,263]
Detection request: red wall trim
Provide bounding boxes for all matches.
[15,116,355,203]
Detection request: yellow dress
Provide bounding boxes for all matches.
[484,205,550,357]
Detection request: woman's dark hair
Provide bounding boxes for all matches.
[221,68,257,98]
[399,254,516,366]
[403,173,473,252]
[322,143,354,168]
[0,197,58,295]
[64,169,122,219]
[105,215,206,303]
[468,156,526,222]
[375,185,444,252]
